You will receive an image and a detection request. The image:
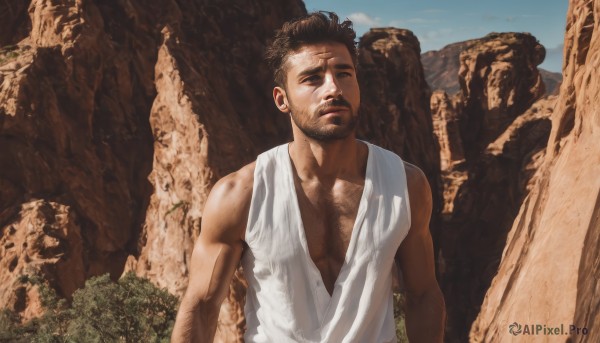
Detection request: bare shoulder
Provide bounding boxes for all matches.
[402,161,432,227]
[201,161,256,243]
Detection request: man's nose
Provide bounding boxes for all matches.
[323,73,342,99]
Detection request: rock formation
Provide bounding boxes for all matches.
[1,0,158,317]
[423,32,555,341]
[471,0,600,341]
[1,0,305,341]
[422,40,475,96]
[0,200,84,319]
[430,90,467,216]
[422,38,562,97]
[457,33,546,156]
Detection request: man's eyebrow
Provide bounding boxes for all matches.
[297,66,324,78]
[297,63,355,78]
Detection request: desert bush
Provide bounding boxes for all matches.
[0,272,178,343]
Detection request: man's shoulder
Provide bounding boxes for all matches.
[402,161,432,226]
[402,162,427,188]
[210,161,256,206]
[202,161,256,240]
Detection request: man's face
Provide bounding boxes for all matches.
[273,42,360,142]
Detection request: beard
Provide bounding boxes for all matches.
[289,97,358,142]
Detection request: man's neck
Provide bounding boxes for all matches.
[288,135,366,184]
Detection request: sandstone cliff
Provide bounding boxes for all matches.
[423,32,555,341]
[0,1,305,341]
[471,0,600,341]
[1,0,159,317]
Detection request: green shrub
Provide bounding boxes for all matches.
[0,273,178,343]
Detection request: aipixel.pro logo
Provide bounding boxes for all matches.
[508,322,589,336]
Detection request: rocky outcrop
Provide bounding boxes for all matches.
[0,200,84,319]
[1,0,305,341]
[422,38,562,97]
[441,95,554,342]
[471,0,600,341]
[457,33,546,158]
[422,40,477,96]
[423,32,553,341]
[1,0,158,318]
[430,91,466,216]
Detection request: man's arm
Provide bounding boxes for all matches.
[171,164,254,343]
[396,163,446,342]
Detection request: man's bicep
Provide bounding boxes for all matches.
[396,222,436,296]
[183,233,243,307]
[183,176,249,307]
[396,165,437,296]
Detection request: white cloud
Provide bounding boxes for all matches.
[347,12,382,26]
[389,18,439,27]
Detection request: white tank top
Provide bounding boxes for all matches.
[242,142,411,343]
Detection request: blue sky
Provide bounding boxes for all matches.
[303,0,568,72]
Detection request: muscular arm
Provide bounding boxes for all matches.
[396,163,446,342]
[171,164,254,343]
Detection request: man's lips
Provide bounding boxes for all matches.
[319,107,350,115]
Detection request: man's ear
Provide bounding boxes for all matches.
[273,86,290,113]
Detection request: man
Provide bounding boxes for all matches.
[172,12,445,343]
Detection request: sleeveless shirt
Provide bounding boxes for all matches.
[241,142,411,343]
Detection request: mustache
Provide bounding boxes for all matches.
[316,97,352,115]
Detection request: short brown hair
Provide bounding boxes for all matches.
[265,11,357,87]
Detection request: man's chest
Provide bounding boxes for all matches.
[294,178,364,267]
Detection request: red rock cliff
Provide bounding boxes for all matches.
[423,32,554,342]
[0,1,305,342]
[471,0,600,341]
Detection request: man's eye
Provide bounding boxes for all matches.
[338,72,352,78]
[304,75,321,83]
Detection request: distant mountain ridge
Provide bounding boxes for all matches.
[421,35,562,95]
